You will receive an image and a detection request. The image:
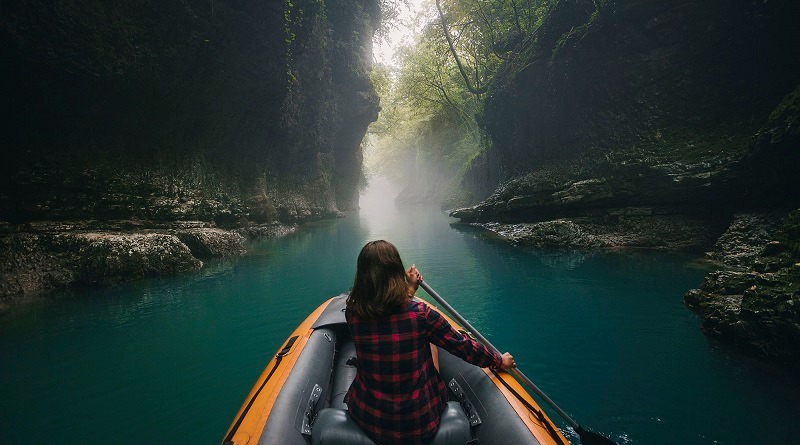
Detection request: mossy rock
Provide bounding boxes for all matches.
[76,233,201,285]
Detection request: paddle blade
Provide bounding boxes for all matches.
[576,426,618,445]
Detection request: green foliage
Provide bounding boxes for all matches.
[766,85,800,143]
[551,10,599,60]
[367,24,485,188]
[368,64,392,99]
[365,0,552,203]
[779,210,800,259]
[284,0,301,81]
[374,0,411,41]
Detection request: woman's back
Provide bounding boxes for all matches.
[346,299,446,445]
[344,240,509,445]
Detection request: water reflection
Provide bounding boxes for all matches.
[450,222,599,270]
[1,182,798,444]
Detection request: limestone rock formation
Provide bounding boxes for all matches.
[453,0,799,238]
[0,0,380,304]
[175,228,246,258]
[449,0,800,364]
[75,234,202,285]
[684,211,800,365]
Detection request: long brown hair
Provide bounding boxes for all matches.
[348,240,410,318]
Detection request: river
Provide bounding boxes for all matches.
[1,190,798,444]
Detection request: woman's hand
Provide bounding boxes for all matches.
[406,264,422,294]
[499,352,516,370]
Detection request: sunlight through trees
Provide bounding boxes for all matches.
[366,0,552,206]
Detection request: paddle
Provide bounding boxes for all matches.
[418,279,618,445]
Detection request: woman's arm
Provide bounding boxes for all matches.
[425,303,513,369]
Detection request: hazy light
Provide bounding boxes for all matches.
[358,176,405,239]
[373,0,432,67]
[359,176,400,215]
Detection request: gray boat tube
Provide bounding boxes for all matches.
[418,279,618,445]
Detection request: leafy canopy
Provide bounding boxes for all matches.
[366,0,552,199]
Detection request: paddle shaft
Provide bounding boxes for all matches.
[418,279,580,429]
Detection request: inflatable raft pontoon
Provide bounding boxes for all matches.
[221,294,570,445]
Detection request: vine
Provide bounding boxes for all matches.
[284,0,299,87]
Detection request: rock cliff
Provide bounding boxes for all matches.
[685,211,800,366]
[456,0,799,229]
[0,0,379,305]
[450,0,800,364]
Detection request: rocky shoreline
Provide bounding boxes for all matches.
[445,80,800,366]
[453,208,800,367]
[0,219,300,312]
[0,0,380,312]
[466,213,719,251]
[684,211,800,366]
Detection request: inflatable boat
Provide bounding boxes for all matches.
[221,293,570,445]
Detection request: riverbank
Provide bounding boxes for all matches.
[451,208,800,367]
[0,218,302,312]
[684,211,800,366]
[1,0,381,312]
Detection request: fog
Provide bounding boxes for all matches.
[359,175,401,215]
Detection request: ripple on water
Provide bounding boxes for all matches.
[1,209,798,444]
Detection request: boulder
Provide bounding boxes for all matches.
[472,214,715,250]
[76,233,201,285]
[0,233,77,299]
[175,228,245,258]
[684,210,800,365]
[1,231,205,306]
[476,220,604,249]
[237,222,299,239]
[705,213,785,268]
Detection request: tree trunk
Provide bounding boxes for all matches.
[434,0,488,95]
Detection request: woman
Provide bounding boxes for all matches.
[345,240,515,445]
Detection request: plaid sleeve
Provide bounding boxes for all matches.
[424,302,502,369]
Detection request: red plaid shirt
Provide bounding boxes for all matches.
[345,298,502,445]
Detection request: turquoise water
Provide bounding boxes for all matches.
[1,205,798,444]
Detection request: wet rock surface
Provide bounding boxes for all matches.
[0,0,379,309]
[0,233,78,301]
[237,222,300,239]
[684,211,800,366]
[175,228,245,258]
[0,218,299,311]
[705,213,786,268]
[473,214,716,250]
[75,233,202,285]
[447,153,740,254]
[1,230,204,303]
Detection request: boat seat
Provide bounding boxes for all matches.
[329,340,357,409]
[311,402,472,445]
[430,401,473,445]
[311,408,376,445]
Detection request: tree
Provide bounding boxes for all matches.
[435,0,488,95]
[365,0,553,204]
[434,0,551,96]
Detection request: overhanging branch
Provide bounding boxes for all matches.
[435,0,488,95]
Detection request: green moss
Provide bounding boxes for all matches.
[765,85,800,143]
[551,11,600,61]
[778,210,800,259]
[628,121,755,164]
[285,0,299,71]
